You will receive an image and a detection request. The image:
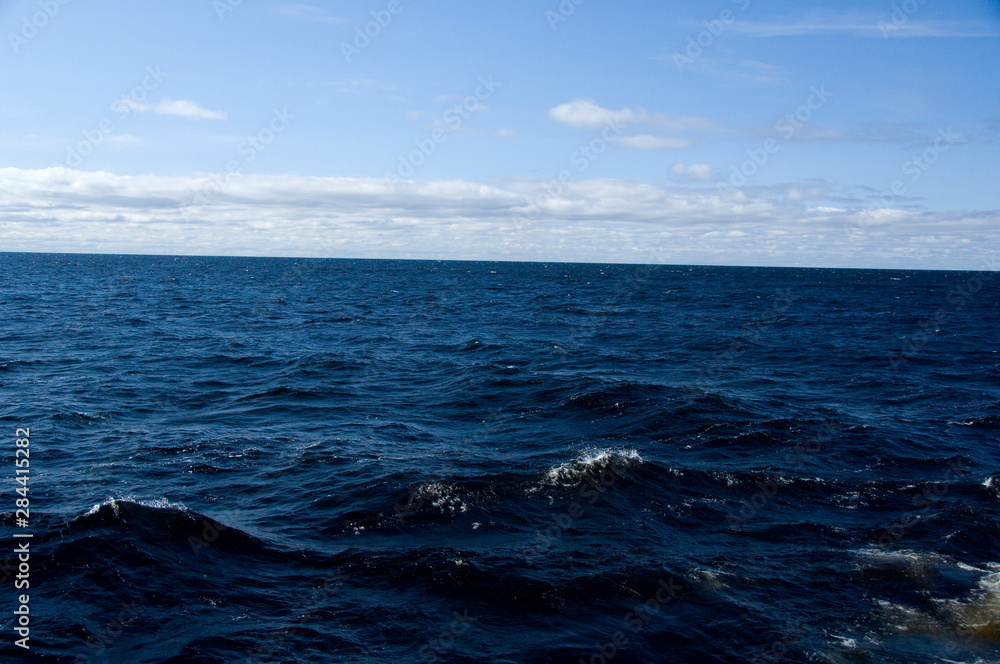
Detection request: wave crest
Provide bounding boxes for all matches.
[542,448,644,487]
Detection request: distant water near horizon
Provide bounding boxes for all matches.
[1,252,998,664]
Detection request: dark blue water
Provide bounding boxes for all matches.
[1,253,998,664]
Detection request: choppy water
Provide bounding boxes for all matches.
[1,253,998,663]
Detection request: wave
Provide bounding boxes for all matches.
[951,415,1000,430]
[540,448,645,488]
[84,496,189,517]
[853,549,1000,648]
[58,498,271,562]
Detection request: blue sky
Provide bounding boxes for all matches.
[1,0,999,268]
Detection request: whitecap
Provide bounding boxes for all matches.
[85,496,188,518]
[411,481,468,515]
[540,447,644,487]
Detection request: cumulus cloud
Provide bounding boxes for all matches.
[669,163,715,182]
[548,99,716,132]
[548,99,716,151]
[122,99,228,121]
[548,99,646,130]
[0,167,996,269]
[153,100,228,121]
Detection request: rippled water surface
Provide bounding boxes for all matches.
[1,253,998,663]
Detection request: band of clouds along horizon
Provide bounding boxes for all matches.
[3,165,998,270]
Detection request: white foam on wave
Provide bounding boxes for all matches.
[856,546,952,568]
[541,447,644,487]
[939,571,1000,642]
[831,490,867,509]
[686,567,729,592]
[413,481,468,515]
[859,549,1000,651]
[85,496,189,518]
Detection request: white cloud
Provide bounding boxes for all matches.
[548,99,646,130]
[117,98,227,121]
[494,128,516,138]
[670,163,714,182]
[0,167,996,269]
[548,99,715,151]
[609,135,691,150]
[153,100,228,121]
[548,99,716,132]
